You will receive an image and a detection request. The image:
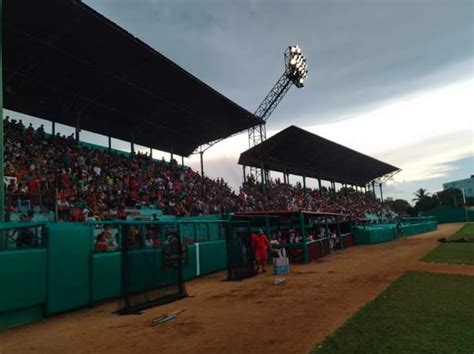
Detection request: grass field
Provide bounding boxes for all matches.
[422,223,474,265]
[312,271,474,354]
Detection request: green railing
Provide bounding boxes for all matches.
[353,219,438,245]
[0,221,47,250]
[0,222,48,330]
[0,218,230,331]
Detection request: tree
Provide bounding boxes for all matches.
[412,188,429,202]
[413,188,438,214]
[385,199,413,216]
[436,188,463,208]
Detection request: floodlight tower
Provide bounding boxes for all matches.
[248,44,308,181]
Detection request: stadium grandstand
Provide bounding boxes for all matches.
[238,126,400,221]
[1,1,401,224]
[1,0,261,222]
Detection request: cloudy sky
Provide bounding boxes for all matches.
[8,0,473,202]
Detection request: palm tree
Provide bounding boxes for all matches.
[413,188,429,202]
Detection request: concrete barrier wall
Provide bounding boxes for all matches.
[0,249,47,330]
[421,208,474,224]
[1,221,229,331]
[353,221,437,245]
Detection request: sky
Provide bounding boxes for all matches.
[6,0,474,203]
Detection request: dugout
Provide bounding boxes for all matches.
[234,210,352,264]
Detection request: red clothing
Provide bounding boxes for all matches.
[252,233,270,261]
[130,178,139,191]
[95,241,108,252]
[28,179,40,194]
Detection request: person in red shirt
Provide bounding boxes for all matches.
[252,228,273,273]
[95,233,109,252]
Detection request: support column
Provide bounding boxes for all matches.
[108,136,112,153]
[150,147,153,160]
[0,0,4,222]
[75,115,80,144]
[170,147,174,173]
[372,180,376,198]
[181,156,184,167]
[300,212,308,263]
[260,162,265,187]
[324,215,329,256]
[52,121,56,137]
[379,183,384,202]
[318,178,322,197]
[130,135,135,156]
[242,166,246,183]
[200,151,204,176]
[336,216,341,248]
[303,174,307,194]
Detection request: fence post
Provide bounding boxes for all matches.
[300,212,308,263]
[336,216,342,248]
[324,215,329,256]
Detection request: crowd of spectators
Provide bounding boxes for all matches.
[4,117,391,223]
[238,177,393,220]
[4,117,238,222]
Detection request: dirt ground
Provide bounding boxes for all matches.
[0,223,469,354]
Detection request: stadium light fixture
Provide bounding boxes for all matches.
[285,44,308,88]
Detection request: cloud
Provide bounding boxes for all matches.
[187,77,474,198]
[85,0,474,128]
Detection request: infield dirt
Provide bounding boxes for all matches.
[0,223,468,354]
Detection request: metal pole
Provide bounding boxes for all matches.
[379,183,384,202]
[336,216,341,248]
[372,180,376,198]
[303,174,307,194]
[150,147,153,160]
[108,136,112,153]
[200,151,204,176]
[462,188,468,222]
[0,0,4,222]
[75,113,80,144]
[130,134,135,156]
[318,178,322,197]
[52,121,56,136]
[324,215,329,256]
[170,147,174,173]
[242,166,246,183]
[300,212,308,263]
[55,188,59,222]
[181,156,184,167]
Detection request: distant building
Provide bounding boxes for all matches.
[443,175,474,198]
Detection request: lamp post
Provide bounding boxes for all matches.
[462,188,469,222]
[248,44,309,181]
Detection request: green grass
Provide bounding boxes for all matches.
[422,224,474,265]
[449,223,474,240]
[312,271,474,354]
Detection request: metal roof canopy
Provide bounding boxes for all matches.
[3,0,262,157]
[238,125,400,186]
